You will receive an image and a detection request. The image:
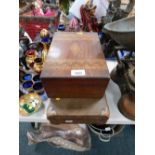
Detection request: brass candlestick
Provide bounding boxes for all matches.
[42,43,49,63]
[40,29,50,62]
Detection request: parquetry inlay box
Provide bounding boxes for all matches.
[41,32,110,98]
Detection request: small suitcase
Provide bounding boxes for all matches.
[47,95,109,124]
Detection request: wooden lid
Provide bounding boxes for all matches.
[41,32,110,79]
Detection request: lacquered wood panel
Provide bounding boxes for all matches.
[41,32,110,98]
[47,95,109,124]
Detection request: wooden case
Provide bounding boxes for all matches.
[47,95,109,124]
[41,32,110,98]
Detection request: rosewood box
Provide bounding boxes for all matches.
[47,95,109,124]
[41,32,110,98]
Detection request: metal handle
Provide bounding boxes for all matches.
[99,133,111,142]
[98,128,114,142]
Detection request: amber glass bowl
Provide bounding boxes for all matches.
[26,50,36,66]
[33,58,43,73]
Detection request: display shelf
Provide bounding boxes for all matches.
[19,60,135,124]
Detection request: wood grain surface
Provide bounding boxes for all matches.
[41,32,110,98]
[47,94,109,124]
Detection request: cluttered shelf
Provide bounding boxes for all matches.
[19,60,135,125]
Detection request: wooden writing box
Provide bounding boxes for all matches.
[47,95,109,124]
[41,32,110,98]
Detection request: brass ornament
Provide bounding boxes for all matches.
[19,93,43,116]
[40,29,49,39]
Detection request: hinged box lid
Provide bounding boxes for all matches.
[41,32,110,79]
